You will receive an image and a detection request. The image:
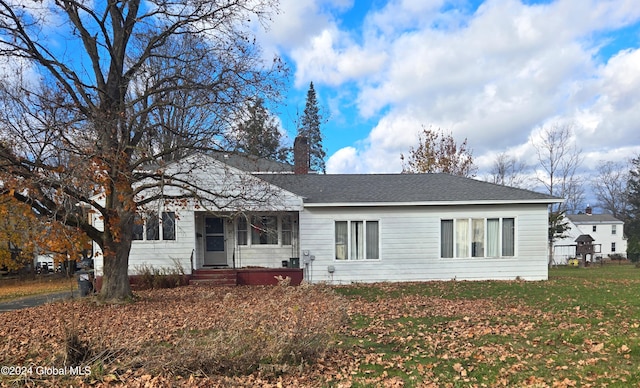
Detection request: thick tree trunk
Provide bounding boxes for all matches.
[100,241,133,301]
[98,168,135,301]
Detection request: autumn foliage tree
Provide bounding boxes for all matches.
[0,0,285,300]
[0,195,90,271]
[401,127,477,177]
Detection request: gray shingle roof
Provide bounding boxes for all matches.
[258,173,560,204]
[209,152,293,173]
[567,214,623,224]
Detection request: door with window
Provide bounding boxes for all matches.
[204,217,227,266]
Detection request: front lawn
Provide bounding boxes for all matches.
[0,276,76,302]
[1,264,639,387]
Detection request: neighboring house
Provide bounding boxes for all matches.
[552,207,627,265]
[93,140,562,283]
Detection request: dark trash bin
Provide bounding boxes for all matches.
[77,269,94,297]
[289,257,300,268]
[281,260,289,268]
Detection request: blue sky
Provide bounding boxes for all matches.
[257,0,640,185]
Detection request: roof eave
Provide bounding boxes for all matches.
[302,199,563,207]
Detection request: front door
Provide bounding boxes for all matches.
[204,217,226,266]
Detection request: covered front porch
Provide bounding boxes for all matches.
[192,211,301,271]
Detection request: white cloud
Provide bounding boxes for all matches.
[275,0,640,183]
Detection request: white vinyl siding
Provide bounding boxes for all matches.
[300,204,547,284]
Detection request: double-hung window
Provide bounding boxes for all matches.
[335,220,379,260]
[441,217,515,258]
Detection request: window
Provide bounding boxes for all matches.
[612,225,617,235]
[441,220,454,258]
[145,212,160,241]
[162,212,176,240]
[335,220,379,260]
[132,211,176,241]
[612,242,616,253]
[251,216,278,245]
[281,215,293,246]
[471,219,484,257]
[132,214,144,241]
[237,214,295,246]
[592,225,597,232]
[237,216,248,245]
[502,218,515,256]
[441,218,515,258]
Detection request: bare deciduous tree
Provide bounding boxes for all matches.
[0,0,285,300]
[488,152,530,188]
[532,123,584,213]
[592,160,629,219]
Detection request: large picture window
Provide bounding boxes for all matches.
[441,218,515,258]
[335,220,379,260]
[237,214,294,246]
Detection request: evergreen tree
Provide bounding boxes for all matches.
[299,82,326,173]
[234,98,286,161]
[627,155,640,261]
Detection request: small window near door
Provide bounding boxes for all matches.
[592,225,597,232]
[281,215,293,246]
[237,216,248,245]
[612,242,616,253]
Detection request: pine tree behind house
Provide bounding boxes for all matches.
[299,82,326,174]
[233,98,287,161]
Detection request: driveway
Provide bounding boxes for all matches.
[0,290,77,313]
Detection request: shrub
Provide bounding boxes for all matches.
[133,261,188,290]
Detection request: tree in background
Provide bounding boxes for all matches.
[531,123,584,214]
[0,0,285,300]
[0,195,90,271]
[592,160,630,219]
[627,155,640,262]
[401,127,477,177]
[232,98,287,161]
[488,152,530,188]
[298,82,326,173]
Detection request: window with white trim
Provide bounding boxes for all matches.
[335,220,379,260]
[612,225,617,235]
[132,211,176,241]
[236,214,294,246]
[441,218,515,258]
[612,242,616,253]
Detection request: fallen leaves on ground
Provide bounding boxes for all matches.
[1,280,639,387]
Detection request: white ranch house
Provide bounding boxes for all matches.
[93,145,561,284]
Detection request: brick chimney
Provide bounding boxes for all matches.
[585,205,592,215]
[294,135,310,174]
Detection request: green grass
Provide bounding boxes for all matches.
[332,264,640,387]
